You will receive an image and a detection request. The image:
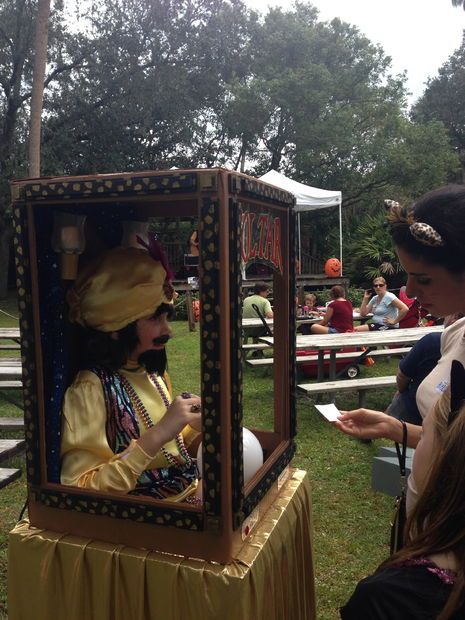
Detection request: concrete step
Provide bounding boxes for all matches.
[372,454,413,497]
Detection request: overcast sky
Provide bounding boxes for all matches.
[244,0,465,105]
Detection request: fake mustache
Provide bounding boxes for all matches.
[152,335,171,346]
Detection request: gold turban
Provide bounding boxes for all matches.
[67,247,174,332]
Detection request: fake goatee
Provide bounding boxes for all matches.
[138,348,168,375]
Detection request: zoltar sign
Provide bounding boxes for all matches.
[240,210,283,275]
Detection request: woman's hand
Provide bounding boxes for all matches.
[383,317,396,326]
[360,290,372,316]
[333,408,398,441]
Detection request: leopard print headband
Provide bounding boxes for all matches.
[386,200,445,247]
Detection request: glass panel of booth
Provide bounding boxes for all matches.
[239,201,293,469]
[17,177,294,539]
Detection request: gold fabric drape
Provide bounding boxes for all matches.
[8,470,315,620]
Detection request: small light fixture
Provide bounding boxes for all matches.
[121,220,150,249]
[51,212,87,280]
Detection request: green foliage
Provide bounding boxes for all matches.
[345,211,404,285]
[41,0,257,174]
[412,32,465,174]
[0,0,461,277]
[311,286,366,307]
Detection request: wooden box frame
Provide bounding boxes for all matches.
[10,168,297,563]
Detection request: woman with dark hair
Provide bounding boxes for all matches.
[341,363,465,619]
[334,185,465,511]
[310,285,353,334]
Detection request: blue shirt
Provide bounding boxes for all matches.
[370,291,399,327]
[399,332,442,422]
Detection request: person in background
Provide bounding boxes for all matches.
[298,292,320,334]
[310,285,353,334]
[355,277,409,331]
[188,229,199,257]
[386,332,441,425]
[341,365,465,620]
[242,282,273,344]
[398,285,428,328]
[304,292,318,312]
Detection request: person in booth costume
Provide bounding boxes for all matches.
[60,236,202,504]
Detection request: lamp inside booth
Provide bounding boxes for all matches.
[51,212,87,280]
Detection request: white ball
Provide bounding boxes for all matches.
[196,427,264,485]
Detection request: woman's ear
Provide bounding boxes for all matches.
[110,331,119,341]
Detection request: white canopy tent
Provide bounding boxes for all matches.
[259,169,342,273]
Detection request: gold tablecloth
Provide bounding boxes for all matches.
[8,469,315,620]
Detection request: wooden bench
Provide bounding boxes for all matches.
[246,347,411,368]
[0,380,23,389]
[0,380,24,409]
[243,343,272,351]
[0,343,21,350]
[0,417,24,431]
[0,467,22,489]
[297,375,397,407]
[0,357,22,376]
[0,438,25,490]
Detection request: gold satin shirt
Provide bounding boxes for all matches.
[60,362,198,501]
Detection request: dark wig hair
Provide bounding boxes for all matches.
[73,303,174,373]
[389,185,465,275]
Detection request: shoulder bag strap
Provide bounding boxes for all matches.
[395,420,408,493]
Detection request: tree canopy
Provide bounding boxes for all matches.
[0,0,461,291]
[412,32,465,179]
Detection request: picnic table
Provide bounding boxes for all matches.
[242,312,370,331]
[242,316,316,329]
[260,325,444,381]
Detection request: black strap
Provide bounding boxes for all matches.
[395,420,408,492]
[251,303,273,336]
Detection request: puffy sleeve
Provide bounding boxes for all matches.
[60,371,154,494]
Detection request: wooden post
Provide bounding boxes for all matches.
[186,288,195,332]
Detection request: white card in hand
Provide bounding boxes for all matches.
[314,403,341,422]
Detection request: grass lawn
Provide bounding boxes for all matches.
[0,292,397,619]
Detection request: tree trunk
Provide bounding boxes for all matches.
[28,0,51,177]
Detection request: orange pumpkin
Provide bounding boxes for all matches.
[192,299,200,321]
[324,258,341,278]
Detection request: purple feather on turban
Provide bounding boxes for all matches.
[136,232,174,281]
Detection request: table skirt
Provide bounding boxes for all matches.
[8,469,315,620]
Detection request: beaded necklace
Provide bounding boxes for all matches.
[117,371,192,468]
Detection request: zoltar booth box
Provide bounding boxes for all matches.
[8,169,315,620]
